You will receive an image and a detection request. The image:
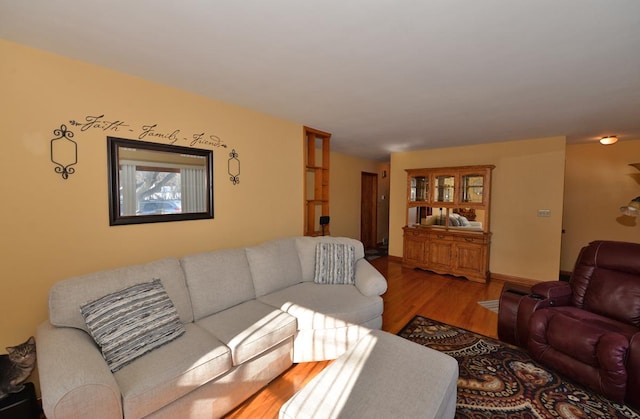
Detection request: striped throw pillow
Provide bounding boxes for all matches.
[314,243,356,285]
[80,279,185,372]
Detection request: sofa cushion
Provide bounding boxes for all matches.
[114,323,232,419]
[313,243,356,285]
[49,258,193,332]
[246,238,303,297]
[296,237,365,282]
[196,300,297,365]
[181,248,256,320]
[80,279,186,372]
[259,282,383,329]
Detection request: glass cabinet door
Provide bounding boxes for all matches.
[433,174,455,203]
[461,173,484,203]
[409,176,429,202]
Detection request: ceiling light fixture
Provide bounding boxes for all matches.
[600,135,618,145]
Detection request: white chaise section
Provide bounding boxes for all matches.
[280,329,459,419]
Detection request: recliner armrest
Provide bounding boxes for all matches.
[497,281,569,349]
[531,281,572,306]
[498,284,530,347]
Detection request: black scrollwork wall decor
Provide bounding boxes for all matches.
[49,113,234,180]
[228,149,240,185]
[50,124,77,179]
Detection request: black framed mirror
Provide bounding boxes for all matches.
[107,137,214,225]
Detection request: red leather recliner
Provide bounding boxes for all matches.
[499,240,640,406]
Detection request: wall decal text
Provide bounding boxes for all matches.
[68,114,228,149]
[50,113,232,179]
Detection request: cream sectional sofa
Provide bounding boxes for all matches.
[36,236,387,419]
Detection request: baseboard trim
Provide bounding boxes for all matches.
[490,273,541,287]
[559,270,572,281]
[384,257,565,285]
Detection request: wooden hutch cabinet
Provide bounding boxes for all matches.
[402,165,494,283]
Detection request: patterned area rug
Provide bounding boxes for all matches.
[398,315,640,418]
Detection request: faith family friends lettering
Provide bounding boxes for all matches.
[68,114,228,148]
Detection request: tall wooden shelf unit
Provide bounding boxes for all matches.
[304,126,331,236]
[402,165,495,283]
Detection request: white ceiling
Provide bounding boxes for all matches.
[2,1,639,161]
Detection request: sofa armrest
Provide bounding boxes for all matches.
[36,321,122,419]
[354,259,387,297]
[497,281,571,349]
[509,284,571,349]
[530,281,573,306]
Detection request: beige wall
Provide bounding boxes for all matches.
[329,152,388,241]
[561,139,640,271]
[0,39,304,349]
[390,136,566,281]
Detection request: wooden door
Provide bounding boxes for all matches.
[361,172,378,249]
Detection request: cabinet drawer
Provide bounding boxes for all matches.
[455,235,486,244]
[404,228,428,238]
[429,232,454,241]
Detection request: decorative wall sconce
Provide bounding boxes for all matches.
[228,149,240,185]
[599,135,618,145]
[619,163,640,217]
[620,197,640,217]
[50,124,77,179]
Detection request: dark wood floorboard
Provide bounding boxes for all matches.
[224,256,504,418]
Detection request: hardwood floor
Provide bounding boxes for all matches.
[224,256,505,418]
